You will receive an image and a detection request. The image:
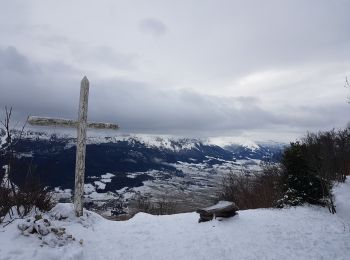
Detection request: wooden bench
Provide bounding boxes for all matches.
[196,201,238,223]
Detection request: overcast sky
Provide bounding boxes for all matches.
[1,0,350,141]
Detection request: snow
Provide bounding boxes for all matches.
[207,136,260,150]
[54,188,72,201]
[83,184,95,194]
[1,179,350,260]
[332,180,350,224]
[17,129,284,154]
[20,130,201,152]
[84,173,116,192]
[100,173,115,179]
[204,201,234,211]
[0,132,7,148]
[122,134,198,151]
[87,133,198,151]
[94,181,106,190]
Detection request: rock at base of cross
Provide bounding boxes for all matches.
[196,201,239,223]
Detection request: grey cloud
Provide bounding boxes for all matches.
[87,77,345,137]
[0,46,80,120]
[37,34,70,49]
[161,0,350,81]
[139,18,167,36]
[0,47,278,135]
[287,103,349,129]
[0,45,347,139]
[87,46,136,69]
[0,46,38,74]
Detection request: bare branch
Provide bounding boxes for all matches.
[345,77,350,88]
[345,77,350,103]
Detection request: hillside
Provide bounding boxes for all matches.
[1,131,285,214]
[1,178,349,260]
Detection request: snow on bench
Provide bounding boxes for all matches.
[196,201,238,223]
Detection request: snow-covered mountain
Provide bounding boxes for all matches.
[206,136,261,150]
[1,130,286,214]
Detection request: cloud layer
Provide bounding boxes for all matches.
[139,18,167,36]
[0,0,350,141]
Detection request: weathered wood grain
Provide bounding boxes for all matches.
[28,116,119,130]
[28,76,120,217]
[73,76,89,217]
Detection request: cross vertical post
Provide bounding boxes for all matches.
[74,76,89,217]
[27,76,119,217]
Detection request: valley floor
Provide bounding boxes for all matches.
[1,179,350,260]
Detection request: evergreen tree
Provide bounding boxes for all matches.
[280,142,330,206]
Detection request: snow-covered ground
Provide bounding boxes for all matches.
[1,179,350,260]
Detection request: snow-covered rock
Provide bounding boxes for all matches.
[17,213,75,247]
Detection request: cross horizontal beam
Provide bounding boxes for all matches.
[28,116,119,130]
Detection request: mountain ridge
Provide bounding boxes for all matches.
[1,130,286,213]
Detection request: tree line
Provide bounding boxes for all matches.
[219,127,350,213]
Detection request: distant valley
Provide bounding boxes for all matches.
[0,130,286,215]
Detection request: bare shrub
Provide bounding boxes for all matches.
[0,186,12,220]
[16,175,54,215]
[0,107,54,223]
[302,130,350,183]
[218,165,283,210]
[0,161,54,223]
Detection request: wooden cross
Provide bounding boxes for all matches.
[28,76,119,217]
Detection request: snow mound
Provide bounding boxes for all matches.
[333,178,350,222]
[49,203,103,226]
[1,180,350,259]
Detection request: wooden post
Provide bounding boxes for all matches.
[74,76,89,217]
[27,76,119,217]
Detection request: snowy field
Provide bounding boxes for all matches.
[1,179,349,260]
